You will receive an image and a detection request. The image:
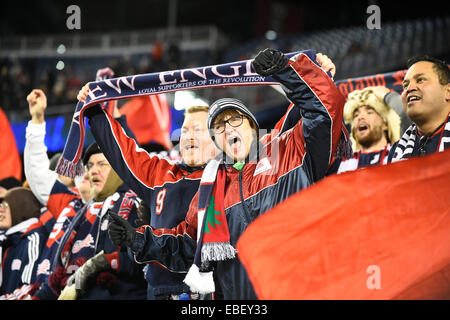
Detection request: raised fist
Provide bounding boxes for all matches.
[26,89,47,124]
[252,48,288,76]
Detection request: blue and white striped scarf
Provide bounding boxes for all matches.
[391,114,450,162]
[56,51,311,178]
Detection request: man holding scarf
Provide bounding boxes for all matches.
[108,49,346,299]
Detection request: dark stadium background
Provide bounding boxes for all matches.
[1,0,448,160]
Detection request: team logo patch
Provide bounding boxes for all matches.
[11,259,22,271]
[254,157,272,176]
[37,259,51,275]
[72,234,95,254]
[110,259,119,270]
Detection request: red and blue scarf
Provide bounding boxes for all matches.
[183,159,235,294]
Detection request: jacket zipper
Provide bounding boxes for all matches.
[238,169,252,223]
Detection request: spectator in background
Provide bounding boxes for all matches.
[24,88,146,300]
[48,152,91,203]
[77,172,92,204]
[389,55,450,162]
[0,187,46,296]
[328,86,402,174]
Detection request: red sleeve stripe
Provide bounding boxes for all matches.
[288,53,345,163]
[102,109,192,189]
[137,222,196,240]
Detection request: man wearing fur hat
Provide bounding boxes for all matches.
[0,187,47,296]
[328,86,402,174]
[24,88,146,300]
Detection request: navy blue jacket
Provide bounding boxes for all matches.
[0,219,47,295]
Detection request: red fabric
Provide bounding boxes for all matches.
[0,107,22,180]
[236,149,450,300]
[119,95,172,150]
[290,53,345,157]
[203,169,229,243]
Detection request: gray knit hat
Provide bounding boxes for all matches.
[207,98,259,137]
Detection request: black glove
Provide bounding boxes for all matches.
[135,200,150,227]
[108,211,136,247]
[252,48,288,76]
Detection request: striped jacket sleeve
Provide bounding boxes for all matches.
[272,52,345,181]
[21,232,42,285]
[86,105,174,203]
[130,202,198,273]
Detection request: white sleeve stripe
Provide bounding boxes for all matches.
[22,233,39,284]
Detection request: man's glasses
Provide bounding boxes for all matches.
[418,135,429,157]
[0,201,10,209]
[213,115,246,134]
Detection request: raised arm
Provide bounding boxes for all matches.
[24,89,77,212]
[254,49,345,181]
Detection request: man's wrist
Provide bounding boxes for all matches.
[31,115,45,124]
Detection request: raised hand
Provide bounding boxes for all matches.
[26,89,47,124]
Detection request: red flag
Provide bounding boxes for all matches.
[0,107,22,181]
[119,94,172,150]
[237,149,450,300]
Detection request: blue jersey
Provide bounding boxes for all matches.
[0,219,48,296]
[52,185,147,300]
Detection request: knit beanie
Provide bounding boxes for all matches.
[82,142,102,166]
[207,98,260,151]
[0,177,22,190]
[2,187,42,226]
[207,98,259,136]
[49,153,62,171]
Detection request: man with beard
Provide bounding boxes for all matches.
[328,86,402,174]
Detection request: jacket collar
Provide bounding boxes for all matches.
[5,218,39,236]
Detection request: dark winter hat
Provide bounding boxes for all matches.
[207,98,259,137]
[82,142,102,166]
[49,153,62,171]
[0,177,22,190]
[2,187,42,226]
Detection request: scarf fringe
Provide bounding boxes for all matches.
[183,264,215,294]
[56,157,85,179]
[200,242,237,268]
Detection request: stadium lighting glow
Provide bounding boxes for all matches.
[56,60,65,70]
[173,90,209,111]
[265,30,277,41]
[57,44,66,54]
